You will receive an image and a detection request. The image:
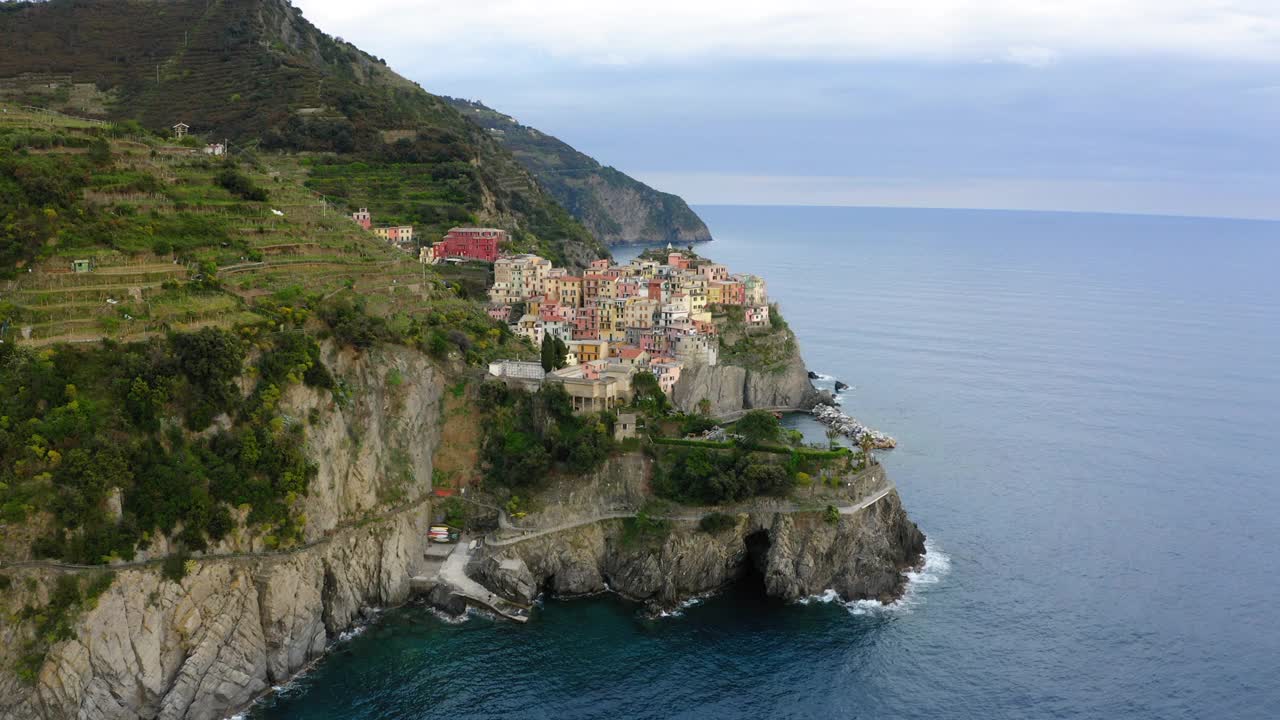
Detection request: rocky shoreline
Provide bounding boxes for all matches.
[812,403,898,449]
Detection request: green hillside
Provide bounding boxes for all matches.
[0,0,606,265]
[446,97,712,246]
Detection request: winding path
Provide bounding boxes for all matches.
[484,481,896,548]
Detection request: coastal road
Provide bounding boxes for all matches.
[485,482,896,548]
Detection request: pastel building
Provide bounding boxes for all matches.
[352,208,372,230]
[374,225,414,244]
[490,254,553,303]
[431,227,506,263]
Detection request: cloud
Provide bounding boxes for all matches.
[1000,46,1061,68]
[296,0,1280,68]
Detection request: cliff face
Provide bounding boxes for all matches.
[2,508,433,720]
[0,344,445,720]
[474,465,925,610]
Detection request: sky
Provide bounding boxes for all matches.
[293,1,1280,220]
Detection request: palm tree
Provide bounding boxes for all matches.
[858,433,876,469]
[825,427,841,451]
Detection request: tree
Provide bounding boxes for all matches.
[539,334,567,372]
[825,427,842,450]
[735,410,780,446]
[552,337,568,369]
[631,371,668,415]
[858,433,877,468]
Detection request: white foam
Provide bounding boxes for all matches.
[651,591,715,618]
[799,539,951,616]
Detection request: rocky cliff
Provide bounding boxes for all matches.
[0,344,445,720]
[672,336,824,417]
[1,507,433,720]
[471,465,925,610]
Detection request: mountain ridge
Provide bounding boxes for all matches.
[0,0,606,265]
[445,97,712,246]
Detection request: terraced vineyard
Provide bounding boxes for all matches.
[1,104,484,348]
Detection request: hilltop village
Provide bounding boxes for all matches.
[349,209,773,413]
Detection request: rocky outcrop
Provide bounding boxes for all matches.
[673,346,823,418]
[473,469,925,611]
[444,97,712,247]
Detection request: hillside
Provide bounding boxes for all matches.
[0,0,606,266]
[446,97,712,246]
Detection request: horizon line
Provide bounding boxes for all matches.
[685,202,1280,225]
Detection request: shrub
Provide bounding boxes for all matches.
[698,512,737,534]
[679,414,718,437]
[214,165,268,201]
[734,410,781,446]
[162,549,191,584]
[824,505,840,524]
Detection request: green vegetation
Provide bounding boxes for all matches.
[629,371,670,417]
[214,164,269,202]
[0,0,607,267]
[540,334,568,372]
[619,511,671,548]
[733,410,781,446]
[0,326,330,564]
[476,381,614,489]
[713,303,798,374]
[652,447,795,505]
[698,512,737,534]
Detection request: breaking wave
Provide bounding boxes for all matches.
[800,539,951,616]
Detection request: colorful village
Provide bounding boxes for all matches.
[348,208,771,416]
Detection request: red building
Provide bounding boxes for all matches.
[431,227,506,263]
[352,208,371,230]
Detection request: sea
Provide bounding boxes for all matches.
[246,206,1280,719]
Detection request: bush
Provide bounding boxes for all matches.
[214,165,268,201]
[734,410,781,446]
[679,414,718,437]
[698,512,737,534]
[162,549,191,584]
[652,447,796,505]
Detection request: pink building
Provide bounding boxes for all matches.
[486,304,511,323]
[745,304,771,327]
[352,208,371,230]
[539,302,568,322]
[667,252,691,269]
[573,305,599,339]
[589,259,611,271]
[616,278,642,299]
[432,227,505,262]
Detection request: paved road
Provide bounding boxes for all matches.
[431,534,529,622]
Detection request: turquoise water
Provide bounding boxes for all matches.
[249,206,1280,719]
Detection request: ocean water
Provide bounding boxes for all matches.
[248,206,1280,719]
